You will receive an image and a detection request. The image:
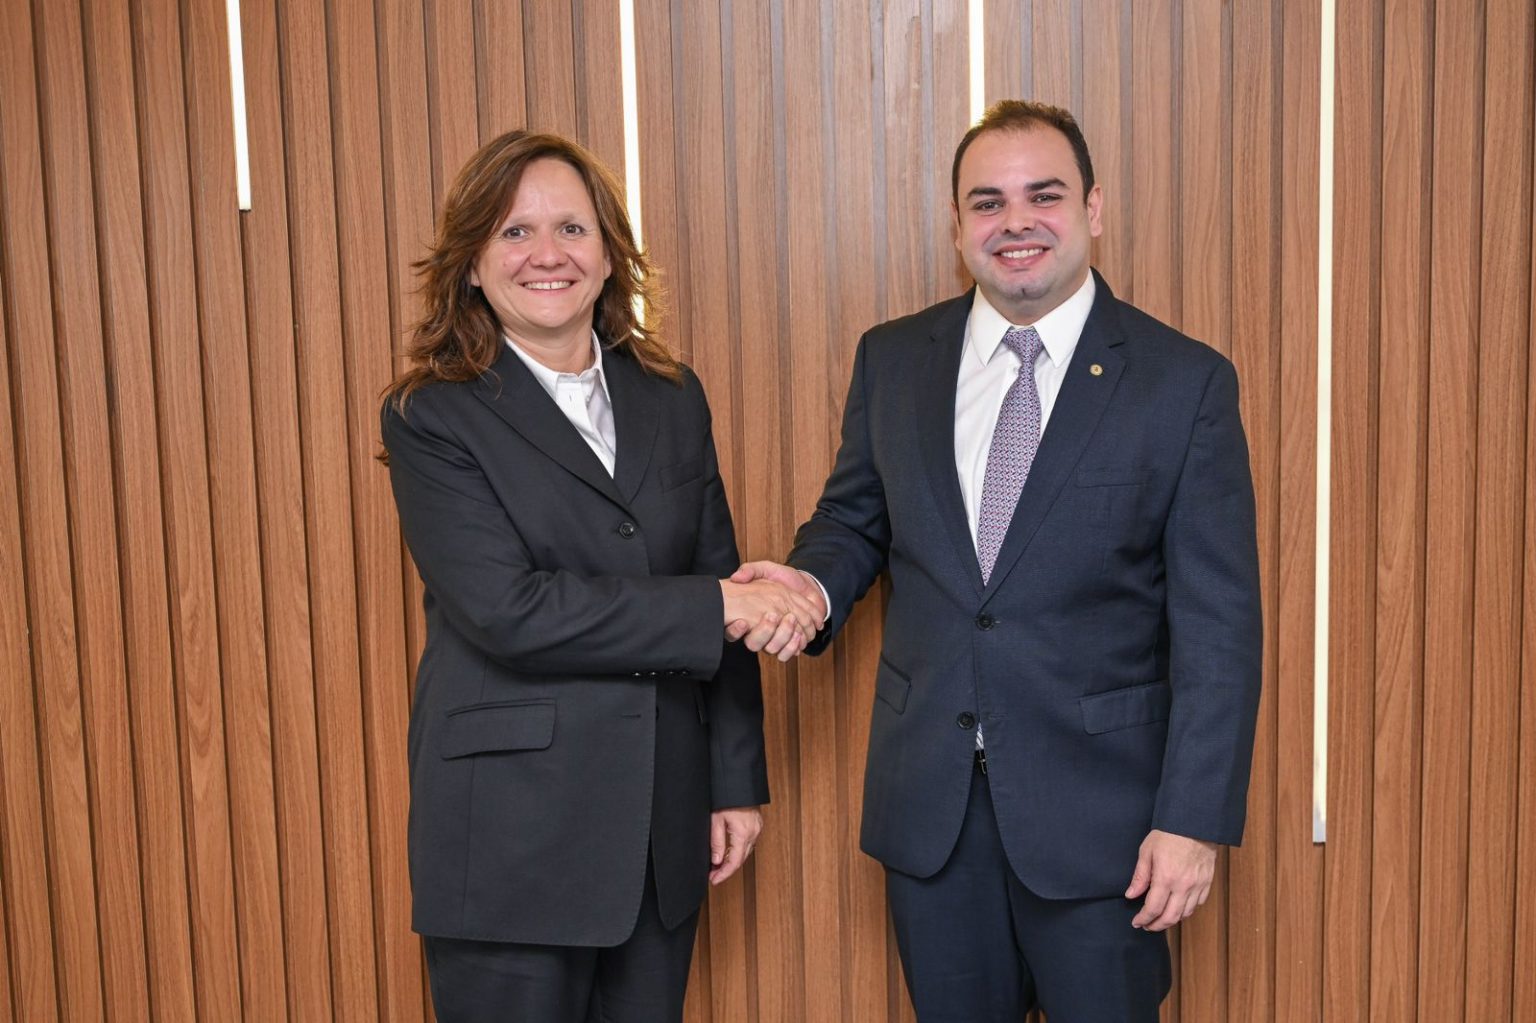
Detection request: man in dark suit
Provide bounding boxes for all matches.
[734,100,1262,1020]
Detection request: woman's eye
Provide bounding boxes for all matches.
[561,224,587,236]
[501,225,525,239]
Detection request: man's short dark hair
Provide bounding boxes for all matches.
[951,100,1097,204]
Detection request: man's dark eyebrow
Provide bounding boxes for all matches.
[1026,177,1069,192]
[963,178,1072,202]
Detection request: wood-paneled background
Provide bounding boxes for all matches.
[1,0,1532,1020]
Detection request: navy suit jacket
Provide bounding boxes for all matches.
[382,343,768,945]
[789,272,1262,897]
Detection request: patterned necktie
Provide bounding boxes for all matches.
[976,326,1044,583]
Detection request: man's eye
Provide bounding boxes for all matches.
[974,201,1000,212]
[1032,194,1061,204]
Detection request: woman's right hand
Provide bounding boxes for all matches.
[719,578,821,661]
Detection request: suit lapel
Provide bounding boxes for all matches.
[982,276,1126,598]
[605,350,659,504]
[473,342,630,511]
[916,296,986,595]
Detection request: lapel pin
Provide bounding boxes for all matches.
[1089,363,1103,376]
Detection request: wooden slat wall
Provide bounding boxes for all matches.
[1329,1,1536,1021]
[1,1,1533,1021]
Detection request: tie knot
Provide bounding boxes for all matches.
[1002,325,1043,364]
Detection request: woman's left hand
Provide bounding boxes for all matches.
[708,806,764,886]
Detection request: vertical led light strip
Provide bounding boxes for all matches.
[1312,0,1336,844]
[619,0,644,253]
[225,0,252,210]
[968,0,986,123]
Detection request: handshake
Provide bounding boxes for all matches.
[719,561,828,662]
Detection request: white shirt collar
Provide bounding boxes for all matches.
[504,331,611,401]
[965,272,1097,368]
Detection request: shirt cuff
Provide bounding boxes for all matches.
[798,570,831,626]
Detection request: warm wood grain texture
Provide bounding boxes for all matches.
[1327,0,1381,1019]
[1416,3,1480,1021]
[6,2,1536,1021]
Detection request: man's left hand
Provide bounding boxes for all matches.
[1125,829,1218,931]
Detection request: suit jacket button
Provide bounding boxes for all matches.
[618,521,637,538]
[975,613,995,630]
[957,712,976,729]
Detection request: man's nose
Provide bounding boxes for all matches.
[1003,202,1036,234]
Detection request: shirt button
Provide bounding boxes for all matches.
[976,613,995,630]
[618,522,637,538]
[957,712,976,729]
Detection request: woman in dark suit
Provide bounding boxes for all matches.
[380,130,818,1022]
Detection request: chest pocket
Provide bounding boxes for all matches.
[659,456,703,491]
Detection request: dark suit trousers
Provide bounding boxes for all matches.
[423,858,700,1023]
[885,761,1171,1022]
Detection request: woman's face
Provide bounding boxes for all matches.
[469,158,612,351]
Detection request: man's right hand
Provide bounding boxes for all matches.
[719,574,821,661]
[725,561,829,659]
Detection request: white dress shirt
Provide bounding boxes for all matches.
[954,273,1096,548]
[506,332,617,476]
[802,275,1096,631]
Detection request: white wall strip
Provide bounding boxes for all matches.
[968,0,986,123]
[1312,0,1336,845]
[619,0,644,252]
[225,0,251,211]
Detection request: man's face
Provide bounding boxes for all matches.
[952,126,1102,324]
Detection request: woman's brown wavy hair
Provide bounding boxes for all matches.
[383,130,677,410]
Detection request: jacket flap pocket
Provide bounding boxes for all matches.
[1079,681,1171,735]
[660,456,704,491]
[875,657,911,714]
[441,701,556,758]
[1075,466,1154,488]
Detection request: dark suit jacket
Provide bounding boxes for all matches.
[789,272,1262,898]
[382,343,769,946]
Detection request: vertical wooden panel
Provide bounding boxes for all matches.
[1327,0,1381,1017]
[1227,1,1281,1020]
[1517,117,1536,1023]
[80,0,200,1015]
[1471,9,1535,1023]
[826,3,890,1014]
[1274,0,1325,1019]
[1174,3,1232,1016]
[1416,2,1482,1020]
[425,0,480,207]
[181,0,288,1013]
[240,0,333,1016]
[374,2,437,1019]
[521,1,578,134]
[35,1,153,1013]
[1080,0,1129,286]
[1129,0,1175,319]
[985,0,1027,102]
[1370,2,1431,1019]
[329,0,419,1017]
[4,1,103,1017]
[131,0,244,1014]
[475,0,526,138]
[734,3,804,1013]
[576,0,625,170]
[1031,0,1073,107]
[0,38,61,1008]
[930,2,969,302]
